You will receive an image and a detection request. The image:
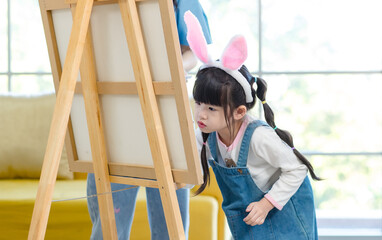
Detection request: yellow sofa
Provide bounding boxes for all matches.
[0,94,226,240]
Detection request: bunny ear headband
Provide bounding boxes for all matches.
[184,10,253,103]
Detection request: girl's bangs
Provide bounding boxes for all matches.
[193,68,224,106]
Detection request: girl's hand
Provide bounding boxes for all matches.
[243,198,274,226]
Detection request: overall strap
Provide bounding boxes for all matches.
[236,120,269,167]
[207,132,217,160]
[207,132,224,165]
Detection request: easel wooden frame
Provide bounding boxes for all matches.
[29,0,202,239]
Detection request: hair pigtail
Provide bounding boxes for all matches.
[194,132,211,195]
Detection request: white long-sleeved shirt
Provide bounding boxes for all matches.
[195,115,308,210]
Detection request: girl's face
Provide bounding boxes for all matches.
[194,101,228,134]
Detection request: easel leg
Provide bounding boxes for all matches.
[28,0,94,239]
[118,0,185,239]
[76,13,118,239]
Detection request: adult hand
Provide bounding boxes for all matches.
[181,45,197,73]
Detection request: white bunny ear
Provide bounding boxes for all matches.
[184,10,210,64]
[221,35,247,70]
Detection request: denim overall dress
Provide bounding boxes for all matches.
[207,120,318,240]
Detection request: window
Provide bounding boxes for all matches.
[200,0,382,238]
[0,0,54,94]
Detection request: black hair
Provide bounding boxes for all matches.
[173,0,177,8]
[193,65,321,195]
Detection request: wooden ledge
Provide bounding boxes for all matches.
[73,81,175,95]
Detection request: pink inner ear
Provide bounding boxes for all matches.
[184,11,209,64]
[221,35,247,70]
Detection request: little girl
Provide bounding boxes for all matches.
[185,11,320,240]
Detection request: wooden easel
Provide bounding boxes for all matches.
[29,0,201,239]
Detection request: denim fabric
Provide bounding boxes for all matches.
[208,120,318,240]
[87,173,189,240]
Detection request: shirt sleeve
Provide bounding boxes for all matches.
[252,127,308,210]
[175,0,212,46]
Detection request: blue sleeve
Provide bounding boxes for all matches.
[175,0,212,46]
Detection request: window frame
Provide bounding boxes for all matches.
[0,0,52,93]
[255,0,382,237]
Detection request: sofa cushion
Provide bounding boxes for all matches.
[0,179,219,240]
[0,94,73,179]
[0,179,91,239]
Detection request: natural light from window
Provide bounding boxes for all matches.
[200,0,382,237]
[1,0,381,238]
